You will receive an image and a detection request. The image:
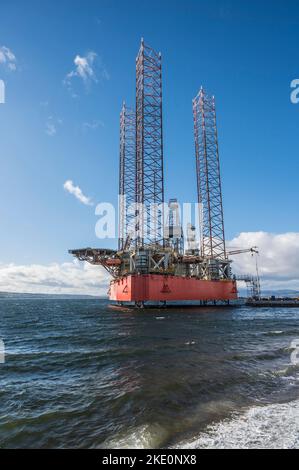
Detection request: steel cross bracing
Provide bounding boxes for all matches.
[135,39,164,248]
[193,88,226,260]
[119,103,136,250]
[235,274,261,299]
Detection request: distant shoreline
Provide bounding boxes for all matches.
[0,291,107,300]
[1,289,299,301]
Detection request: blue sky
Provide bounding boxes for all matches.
[0,0,299,293]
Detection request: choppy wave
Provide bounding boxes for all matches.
[263,329,299,337]
[174,399,299,449]
[100,424,170,449]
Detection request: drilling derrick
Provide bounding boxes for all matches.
[193,88,230,280]
[136,39,164,248]
[119,103,136,250]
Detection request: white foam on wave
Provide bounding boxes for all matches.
[100,423,169,449]
[174,399,299,449]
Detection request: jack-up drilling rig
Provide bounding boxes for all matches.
[69,40,257,306]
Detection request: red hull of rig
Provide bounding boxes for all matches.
[109,275,238,303]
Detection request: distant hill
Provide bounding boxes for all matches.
[0,291,106,299]
[235,287,299,298]
[260,289,299,298]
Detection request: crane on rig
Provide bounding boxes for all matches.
[228,246,261,299]
[227,246,258,256]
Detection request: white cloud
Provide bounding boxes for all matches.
[228,231,299,290]
[0,261,109,296]
[0,46,17,71]
[63,179,93,206]
[64,51,109,92]
[82,120,104,131]
[45,116,62,137]
[46,121,56,136]
[70,52,97,82]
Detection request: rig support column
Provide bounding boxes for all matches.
[193,88,227,260]
[135,39,164,248]
[119,102,136,250]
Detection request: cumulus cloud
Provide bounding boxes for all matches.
[64,51,109,93]
[228,231,299,291]
[0,261,110,296]
[82,120,104,131]
[46,122,56,136]
[68,52,97,82]
[63,180,93,206]
[45,116,62,137]
[0,46,17,71]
